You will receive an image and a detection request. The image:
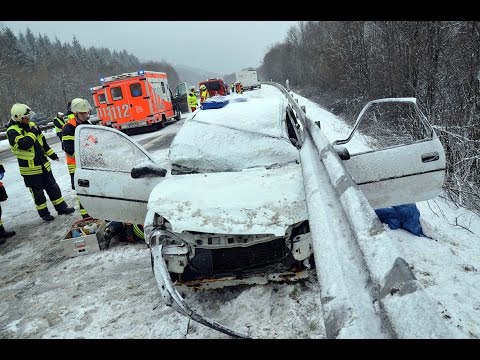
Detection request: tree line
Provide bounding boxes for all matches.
[259,21,480,215]
[1,23,478,216]
[0,26,180,127]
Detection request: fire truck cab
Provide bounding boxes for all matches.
[91,70,181,131]
[199,78,230,97]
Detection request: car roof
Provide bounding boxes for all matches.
[169,86,299,173]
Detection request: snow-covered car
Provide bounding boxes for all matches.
[73,86,446,332]
[74,86,311,301]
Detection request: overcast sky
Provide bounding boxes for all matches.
[0,21,298,75]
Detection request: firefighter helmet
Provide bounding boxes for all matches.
[11,103,32,121]
[200,84,206,90]
[70,98,92,113]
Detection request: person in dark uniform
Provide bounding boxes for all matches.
[0,162,15,245]
[99,221,144,250]
[6,103,75,221]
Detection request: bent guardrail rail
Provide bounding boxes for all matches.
[266,81,459,338]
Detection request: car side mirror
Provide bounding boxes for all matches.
[131,165,167,179]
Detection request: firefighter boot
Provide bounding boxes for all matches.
[41,214,55,222]
[0,226,16,244]
[58,206,75,215]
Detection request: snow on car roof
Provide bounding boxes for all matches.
[169,86,299,172]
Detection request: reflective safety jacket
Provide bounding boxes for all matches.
[62,116,92,174]
[6,121,56,176]
[53,116,66,135]
[187,91,198,108]
[62,117,79,174]
[200,89,209,104]
[132,224,145,241]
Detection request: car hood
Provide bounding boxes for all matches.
[147,163,307,236]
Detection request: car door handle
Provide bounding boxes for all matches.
[77,179,90,187]
[421,152,439,163]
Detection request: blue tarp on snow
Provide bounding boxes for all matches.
[374,203,425,237]
[201,96,229,110]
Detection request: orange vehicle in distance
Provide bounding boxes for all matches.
[91,70,181,131]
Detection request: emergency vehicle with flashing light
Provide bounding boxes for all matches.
[90,70,181,131]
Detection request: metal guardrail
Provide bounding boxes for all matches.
[266,81,458,338]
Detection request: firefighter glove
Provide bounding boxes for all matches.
[50,153,59,161]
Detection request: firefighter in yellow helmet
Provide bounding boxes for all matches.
[6,103,75,221]
[200,84,210,104]
[61,98,94,219]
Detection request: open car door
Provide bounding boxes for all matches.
[173,81,190,114]
[74,125,166,224]
[334,98,446,208]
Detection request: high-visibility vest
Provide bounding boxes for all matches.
[200,89,209,103]
[53,116,66,134]
[7,122,55,176]
[188,92,198,107]
[133,224,145,240]
[62,117,78,174]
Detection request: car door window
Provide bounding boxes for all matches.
[350,101,432,154]
[78,126,150,172]
[335,99,445,208]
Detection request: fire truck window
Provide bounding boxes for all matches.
[130,83,143,98]
[111,87,123,101]
[98,93,106,104]
[161,82,166,94]
[210,81,222,91]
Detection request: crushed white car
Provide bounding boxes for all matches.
[74,86,446,337]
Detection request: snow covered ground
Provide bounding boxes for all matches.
[0,87,479,339]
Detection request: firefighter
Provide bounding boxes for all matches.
[231,82,235,94]
[0,163,15,245]
[100,221,144,250]
[236,82,243,94]
[65,101,74,120]
[62,98,94,219]
[187,86,198,112]
[200,84,209,104]
[53,112,66,142]
[6,103,75,222]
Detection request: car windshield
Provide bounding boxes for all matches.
[169,86,299,173]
